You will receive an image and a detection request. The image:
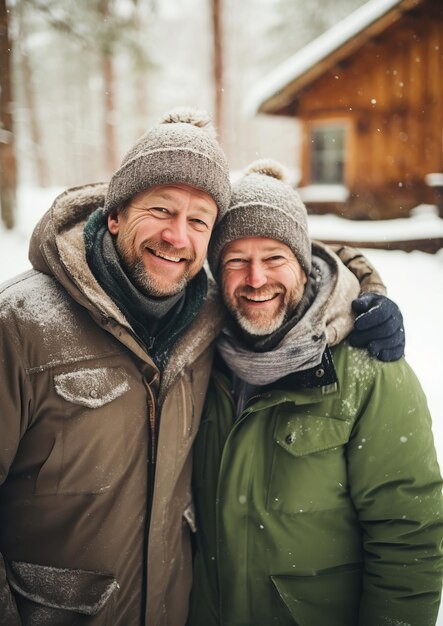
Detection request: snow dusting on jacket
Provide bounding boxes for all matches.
[0,183,225,626]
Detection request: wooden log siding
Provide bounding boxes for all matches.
[280,0,443,219]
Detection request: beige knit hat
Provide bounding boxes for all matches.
[104,107,230,221]
[208,159,311,276]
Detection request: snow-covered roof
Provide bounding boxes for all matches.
[244,0,415,116]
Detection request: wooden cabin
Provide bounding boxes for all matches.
[248,0,443,219]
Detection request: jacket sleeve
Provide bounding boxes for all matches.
[0,318,30,625]
[329,244,387,295]
[346,357,443,626]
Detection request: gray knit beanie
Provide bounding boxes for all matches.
[208,159,311,276]
[104,107,230,221]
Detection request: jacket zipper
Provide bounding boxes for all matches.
[143,378,157,621]
[145,381,157,469]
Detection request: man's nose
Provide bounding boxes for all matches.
[161,215,190,248]
[246,261,267,289]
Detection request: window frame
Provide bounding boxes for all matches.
[307,119,349,186]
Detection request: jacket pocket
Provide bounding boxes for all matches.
[53,366,129,408]
[273,412,352,457]
[271,565,361,626]
[267,413,353,514]
[6,560,118,625]
[35,366,131,496]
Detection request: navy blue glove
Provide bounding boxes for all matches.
[348,293,405,362]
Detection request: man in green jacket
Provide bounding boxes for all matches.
[188,160,443,626]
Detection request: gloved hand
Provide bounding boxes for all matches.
[348,293,405,362]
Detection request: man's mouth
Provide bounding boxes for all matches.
[239,289,283,305]
[243,294,277,302]
[147,248,187,264]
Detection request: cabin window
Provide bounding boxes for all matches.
[310,124,346,184]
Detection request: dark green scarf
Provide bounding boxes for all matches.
[84,208,207,368]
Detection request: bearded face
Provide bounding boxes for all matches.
[108,184,217,297]
[221,237,307,336]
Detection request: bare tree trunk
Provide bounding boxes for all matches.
[212,0,224,144]
[16,3,49,187]
[133,0,149,136]
[102,52,118,173]
[0,0,17,229]
[99,0,118,174]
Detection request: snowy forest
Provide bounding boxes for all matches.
[0,0,368,228]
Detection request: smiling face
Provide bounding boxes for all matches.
[221,236,307,336]
[108,184,218,297]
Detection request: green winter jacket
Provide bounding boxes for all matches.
[188,343,443,626]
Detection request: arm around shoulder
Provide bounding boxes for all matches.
[329,244,386,296]
[329,244,405,362]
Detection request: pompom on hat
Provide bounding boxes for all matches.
[208,158,312,276]
[104,107,230,221]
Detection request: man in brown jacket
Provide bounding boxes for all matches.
[0,108,404,626]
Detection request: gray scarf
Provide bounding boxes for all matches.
[216,255,335,385]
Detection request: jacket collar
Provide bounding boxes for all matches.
[265,346,338,393]
[216,346,339,408]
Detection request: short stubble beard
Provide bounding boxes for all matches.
[116,237,195,298]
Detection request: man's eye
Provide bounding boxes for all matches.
[225,258,246,266]
[190,218,208,229]
[150,207,169,216]
[267,255,285,265]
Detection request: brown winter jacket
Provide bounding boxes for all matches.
[0,183,225,626]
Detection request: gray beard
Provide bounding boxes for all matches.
[229,298,297,336]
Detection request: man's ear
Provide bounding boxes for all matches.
[108,211,120,235]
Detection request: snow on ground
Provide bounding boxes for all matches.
[1,187,442,621]
[309,203,443,241]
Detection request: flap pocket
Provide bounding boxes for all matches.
[271,566,361,626]
[54,366,129,408]
[274,414,352,457]
[7,561,119,616]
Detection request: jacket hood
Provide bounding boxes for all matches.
[29,182,113,317]
[311,240,360,346]
[28,183,225,392]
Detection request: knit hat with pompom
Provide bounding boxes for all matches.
[208,158,311,276]
[104,107,230,221]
